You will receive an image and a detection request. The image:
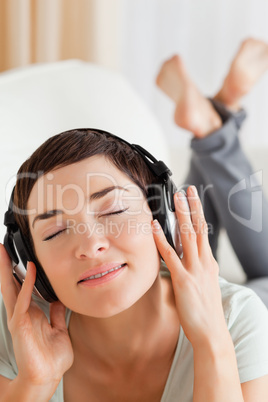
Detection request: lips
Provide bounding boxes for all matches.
[78,263,127,283]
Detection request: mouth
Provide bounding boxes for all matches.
[78,263,127,284]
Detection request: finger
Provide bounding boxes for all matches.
[15,262,36,316]
[152,219,185,282]
[13,275,22,293]
[50,301,68,332]
[0,243,19,321]
[175,191,199,266]
[186,186,211,255]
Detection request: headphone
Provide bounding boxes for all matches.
[3,128,183,303]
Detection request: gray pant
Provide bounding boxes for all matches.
[184,99,268,307]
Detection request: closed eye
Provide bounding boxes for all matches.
[43,209,129,240]
[43,228,67,241]
[101,207,129,217]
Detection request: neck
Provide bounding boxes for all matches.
[69,273,179,369]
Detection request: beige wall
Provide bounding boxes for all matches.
[0,0,123,72]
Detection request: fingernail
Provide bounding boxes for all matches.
[179,189,187,196]
[176,191,188,203]
[189,185,198,196]
[152,219,161,231]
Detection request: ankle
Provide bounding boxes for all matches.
[213,86,241,112]
[174,98,222,139]
[198,104,222,138]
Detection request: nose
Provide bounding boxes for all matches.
[74,224,110,259]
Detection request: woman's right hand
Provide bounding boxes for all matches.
[0,244,74,392]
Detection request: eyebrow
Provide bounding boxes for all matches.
[32,209,63,228]
[32,185,128,228]
[89,185,127,201]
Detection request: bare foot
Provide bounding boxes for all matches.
[156,55,222,138]
[214,38,268,111]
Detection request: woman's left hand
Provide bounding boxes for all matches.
[152,185,228,349]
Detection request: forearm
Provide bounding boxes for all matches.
[192,332,244,402]
[1,376,59,402]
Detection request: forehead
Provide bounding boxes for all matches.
[27,154,142,211]
[32,154,130,188]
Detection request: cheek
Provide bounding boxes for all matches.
[114,206,152,244]
[32,240,68,289]
[115,211,160,265]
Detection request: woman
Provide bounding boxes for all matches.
[0,39,268,401]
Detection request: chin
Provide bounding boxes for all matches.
[56,262,160,317]
[69,280,156,318]
[68,301,136,319]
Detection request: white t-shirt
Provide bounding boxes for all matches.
[1,276,268,402]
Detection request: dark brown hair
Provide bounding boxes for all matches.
[14,129,155,240]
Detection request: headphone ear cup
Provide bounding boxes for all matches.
[10,229,58,302]
[4,231,20,265]
[147,181,183,258]
[147,182,174,241]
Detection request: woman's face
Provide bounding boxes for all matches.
[27,155,161,317]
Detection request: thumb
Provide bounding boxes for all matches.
[50,301,68,332]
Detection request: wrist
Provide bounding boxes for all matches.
[192,332,244,402]
[192,326,233,356]
[3,375,59,402]
[192,329,240,383]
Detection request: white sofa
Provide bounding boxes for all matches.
[0,60,267,284]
